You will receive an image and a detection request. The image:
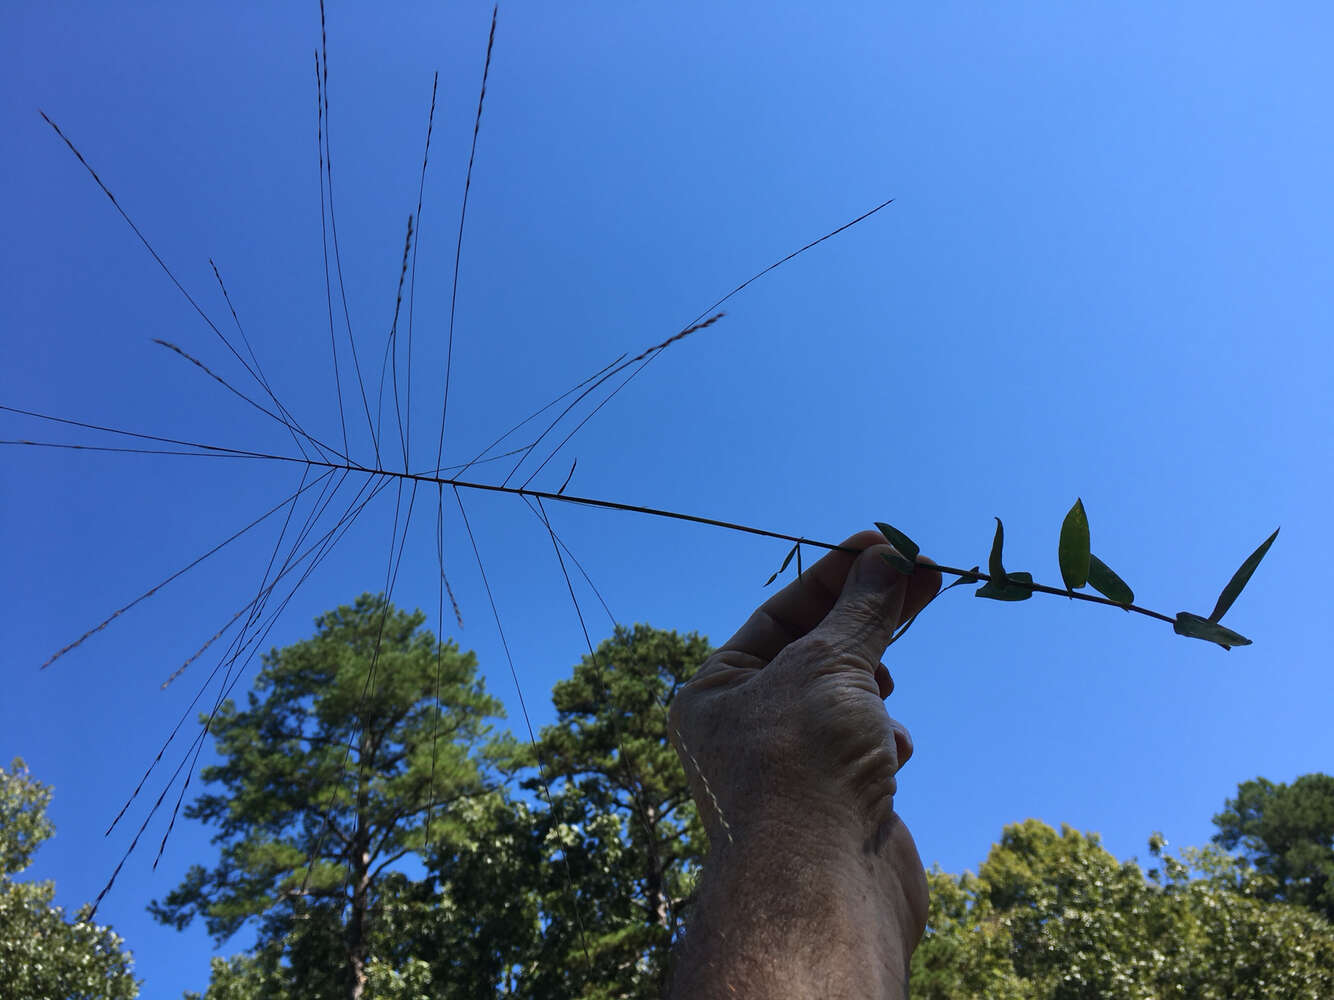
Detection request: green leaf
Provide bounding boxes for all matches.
[988,517,1007,581]
[1058,498,1091,592]
[945,565,982,589]
[1208,527,1279,623]
[874,522,919,563]
[1174,611,1251,650]
[764,542,801,587]
[1088,554,1134,606]
[976,571,1034,602]
[978,520,1032,599]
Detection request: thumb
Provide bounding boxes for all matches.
[806,544,910,669]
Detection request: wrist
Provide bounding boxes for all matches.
[669,815,922,1000]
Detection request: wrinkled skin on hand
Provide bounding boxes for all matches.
[669,529,941,947]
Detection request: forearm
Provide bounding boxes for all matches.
[666,826,915,1000]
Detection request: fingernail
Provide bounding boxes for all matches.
[878,549,916,576]
[856,549,896,587]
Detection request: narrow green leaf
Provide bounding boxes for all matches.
[1087,554,1134,606]
[764,542,800,587]
[1058,498,1091,592]
[975,572,1034,602]
[1208,527,1280,623]
[1174,611,1251,650]
[947,565,982,588]
[874,522,920,563]
[977,520,1032,599]
[936,567,980,597]
[988,518,1007,581]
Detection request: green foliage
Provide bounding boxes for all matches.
[163,608,1321,999]
[378,624,710,999]
[912,818,1334,999]
[0,758,140,1000]
[1212,773,1334,922]
[1057,498,1091,592]
[0,756,54,876]
[874,521,920,562]
[1086,553,1134,606]
[513,623,710,999]
[181,947,286,1000]
[975,518,1035,601]
[355,796,546,998]
[874,500,1278,647]
[1165,526,1278,648]
[173,618,708,999]
[1173,611,1250,649]
[151,594,512,999]
[1208,527,1280,623]
[912,867,1031,999]
[987,517,1012,581]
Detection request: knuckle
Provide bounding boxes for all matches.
[789,630,878,677]
[790,632,839,664]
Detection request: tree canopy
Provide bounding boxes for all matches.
[177,620,709,999]
[912,818,1334,999]
[150,606,1332,999]
[1212,772,1334,922]
[151,594,513,1000]
[0,758,140,1000]
[513,623,709,998]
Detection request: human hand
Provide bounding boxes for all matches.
[666,529,940,998]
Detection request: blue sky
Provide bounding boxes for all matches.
[4,1,1332,996]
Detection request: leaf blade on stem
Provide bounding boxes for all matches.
[1059,498,1091,592]
[1208,527,1279,623]
[1088,554,1134,606]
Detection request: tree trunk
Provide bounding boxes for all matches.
[642,803,670,932]
[347,854,369,1000]
[640,801,677,995]
[347,730,372,1000]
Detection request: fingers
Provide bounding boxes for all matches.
[902,554,942,622]
[718,531,943,667]
[803,543,912,669]
[800,544,941,672]
[718,530,888,664]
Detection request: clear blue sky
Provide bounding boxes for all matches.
[4,2,1331,996]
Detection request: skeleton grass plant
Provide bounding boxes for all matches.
[5,1,1283,990]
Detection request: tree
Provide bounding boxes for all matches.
[1212,773,1334,922]
[413,624,709,999]
[151,594,513,1000]
[383,793,547,997]
[912,818,1334,999]
[184,929,438,1000]
[910,867,1030,1000]
[0,758,140,1000]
